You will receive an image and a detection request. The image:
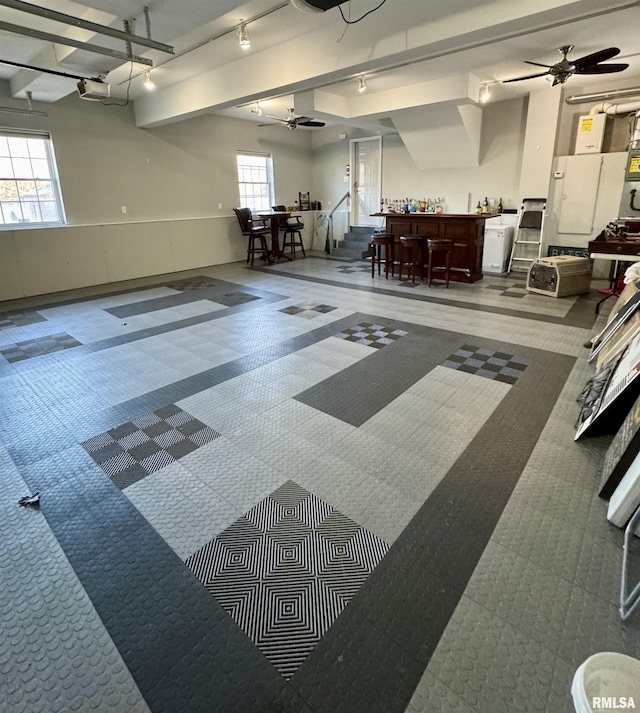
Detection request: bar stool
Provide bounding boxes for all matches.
[370,233,394,278]
[398,236,424,283]
[273,205,306,259]
[426,238,453,288]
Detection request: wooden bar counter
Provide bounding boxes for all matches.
[372,212,497,283]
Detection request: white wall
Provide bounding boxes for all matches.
[310,97,527,218]
[0,94,312,301]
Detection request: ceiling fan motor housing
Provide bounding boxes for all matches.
[290,0,347,11]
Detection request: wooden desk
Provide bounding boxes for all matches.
[372,212,496,283]
[257,211,292,262]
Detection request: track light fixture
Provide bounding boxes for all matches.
[238,22,251,49]
[479,84,490,103]
[358,75,367,93]
[143,70,156,91]
[251,102,263,115]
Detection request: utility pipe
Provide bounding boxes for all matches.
[589,102,640,116]
[566,87,640,104]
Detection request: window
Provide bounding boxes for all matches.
[0,130,66,228]
[236,152,274,213]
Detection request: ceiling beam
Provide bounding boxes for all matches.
[0,0,174,53]
[0,19,153,65]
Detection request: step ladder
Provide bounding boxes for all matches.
[508,198,546,273]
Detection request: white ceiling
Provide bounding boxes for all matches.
[2,0,640,127]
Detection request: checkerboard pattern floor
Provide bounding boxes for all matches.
[0,311,47,329]
[485,284,528,299]
[336,322,408,348]
[82,405,221,489]
[442,344,528,384]
[185,480,389,680]
[279,303,337,319]
[167,277,220,291]
[336,263,371,274]
[0,332,82,363]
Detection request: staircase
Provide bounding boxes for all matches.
[332,226,375,259]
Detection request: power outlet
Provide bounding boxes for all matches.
[121,205,127,214]
[218,202,223,210]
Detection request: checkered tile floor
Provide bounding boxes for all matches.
[0,332,82,363]
[211,291,260,307]
[185,480,389,680]
[279,303,337,319]
[82,405,221,489]
[442,344,528,384]
[336,322,408,348]
[336,263,371,274]
[485,284,528,299]
[0,311,47,329]
[167,277,220,291]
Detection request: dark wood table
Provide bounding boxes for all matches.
[257,211,292,262]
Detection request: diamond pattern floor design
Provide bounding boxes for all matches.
[81,405,221,489]
[3,258,637,713]
[336,264,371,274]
[211,291,260,307]
[185,480,389,680]
[0,331,82,362]
[336,322,408,348]
[441,344,528,384]
[279,303,337,319]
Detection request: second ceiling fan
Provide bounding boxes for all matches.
[503,45,629,86]
[259,108,326,130]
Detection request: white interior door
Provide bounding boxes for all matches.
[351,137,381,226]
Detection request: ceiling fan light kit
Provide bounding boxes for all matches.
[503,45,629,86]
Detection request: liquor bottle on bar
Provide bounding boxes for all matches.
[481,197,489,214]
[497,197,503,213]
[476,201,482,214]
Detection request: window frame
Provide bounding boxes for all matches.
[0,128,67,230]
[236,151,275,214]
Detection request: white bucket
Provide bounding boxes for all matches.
[571,652,640,712]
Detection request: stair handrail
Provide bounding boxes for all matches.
[326,191,350,253]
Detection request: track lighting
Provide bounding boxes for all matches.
[238,22,251,49]
[358,76,367,93]
[479,84,490,103]
[251,102,263,115]
[143,70,156,91]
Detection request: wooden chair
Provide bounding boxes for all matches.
[272,205,305,258]
[426,238,453,288]
[233,207,271,267]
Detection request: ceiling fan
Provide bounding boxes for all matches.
[259,108,326,130]
[503,45,629,86]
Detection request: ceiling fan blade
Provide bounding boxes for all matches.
[263,113,288,122]
[297,120,326,127]
[573,47,620,68]
[575,63,629,75]
[293,116,314,123]
[502,71,549,83]
[524,61,553,68]
[258,122,285,127]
